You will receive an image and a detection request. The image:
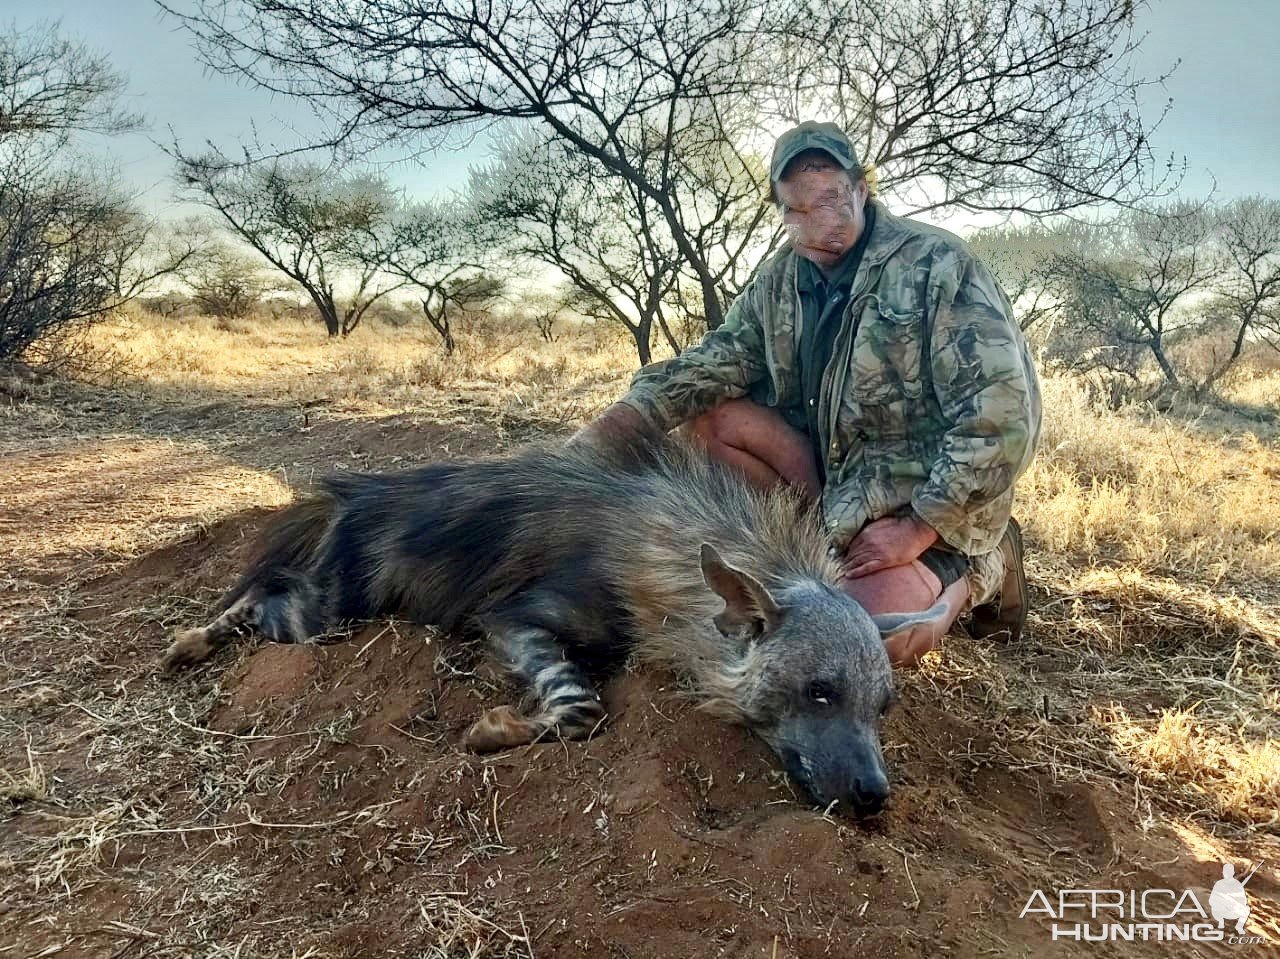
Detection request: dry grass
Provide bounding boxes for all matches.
[1216,352,1280,412]
[0,741,48,805]
[2,306,1278,954]
[987,370,1280,829]
[1020,374,1280,588]
[1109,706,1280,826]
[102,310,641,423]
[413,892,534,959]
[88,309,1280,832]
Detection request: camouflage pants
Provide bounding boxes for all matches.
[960,545,1004,611]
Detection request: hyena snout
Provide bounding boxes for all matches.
[819,757,890,814]
[844,763,891,814]
[771,718,892,816]
[815,737,891,814]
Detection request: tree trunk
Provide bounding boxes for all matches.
[1148,335,1181,388]
[310,291,340,337]
[633,317,652,365]
[701,283,723,332]
[422,298,455,356]
[1204,313,1254,390]
[664,235,721,331]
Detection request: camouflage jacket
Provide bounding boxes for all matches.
[620,201,1042,581]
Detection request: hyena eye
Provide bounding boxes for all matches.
[807,681,836,706]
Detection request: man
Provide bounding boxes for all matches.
[579,121,1041,666]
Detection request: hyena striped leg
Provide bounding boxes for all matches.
[160,577,323,672]
[160,589,266,672]
[465,623,606,753]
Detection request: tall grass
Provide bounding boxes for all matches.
[1021,375,1280,587]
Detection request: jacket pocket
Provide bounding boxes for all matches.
[852,305,925,405]
[840,306,926,449]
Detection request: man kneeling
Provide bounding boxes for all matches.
[577,122,1042,666]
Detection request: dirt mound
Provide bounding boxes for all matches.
[3,412,1277,958]
[13,545,1273,958]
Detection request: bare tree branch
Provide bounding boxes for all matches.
[160,0,1173,337]
[1202,196,1280,387]
[0,23,151,367]
[1047,201,1218,390]
[0,21,141,142]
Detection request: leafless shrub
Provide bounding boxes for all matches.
[0,24,204,368]
[183,243,277,319]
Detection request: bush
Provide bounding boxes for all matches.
[0,165,128,365]
[184,246,275,319]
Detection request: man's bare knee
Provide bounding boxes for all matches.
[686,411,717,446]
[685,399,820,497]
[841,563,942,616]
[687,399,753,446]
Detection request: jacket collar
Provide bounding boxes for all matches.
[860,201,915,266]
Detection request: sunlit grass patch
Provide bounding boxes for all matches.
[1018,375,1280,587]
[1106,705,1280,827]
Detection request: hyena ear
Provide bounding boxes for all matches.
[700,543,783,639]
[871,601,950,639]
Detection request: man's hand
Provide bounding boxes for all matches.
[569,402,658,449]
[841,513,938,579]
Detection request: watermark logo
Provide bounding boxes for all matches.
[1210,862,1253,935]
[1019,860,1267,945]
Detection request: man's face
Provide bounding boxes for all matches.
[775,167,869,270]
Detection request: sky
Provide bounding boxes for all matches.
[6,0,1279,230]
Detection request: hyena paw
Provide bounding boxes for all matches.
[464,701,607,753]
[464,705,540,753]
[159,629,213,672]
[547,698,607,740]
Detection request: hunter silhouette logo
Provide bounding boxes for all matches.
[1210,861,1260,935]
[1019,859,1268,944]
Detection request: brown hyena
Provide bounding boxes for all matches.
[161,436,945,814]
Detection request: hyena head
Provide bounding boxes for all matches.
[700,544,947,816]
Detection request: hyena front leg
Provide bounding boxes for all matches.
[160,588,266,671]
[160,577,323,672]
[465,619,606,753]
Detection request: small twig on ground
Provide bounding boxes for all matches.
[167,707,318,742]
[106,798,406,841]
[886,843,921,911]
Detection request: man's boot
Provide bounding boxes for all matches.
[968,518,1027,642]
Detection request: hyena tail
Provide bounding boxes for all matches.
[160,497,334,672]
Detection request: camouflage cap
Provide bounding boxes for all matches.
[769,121,860,184]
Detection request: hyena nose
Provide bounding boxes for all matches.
[848,772,891,814]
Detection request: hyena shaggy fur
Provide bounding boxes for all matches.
[161,436,944,813]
